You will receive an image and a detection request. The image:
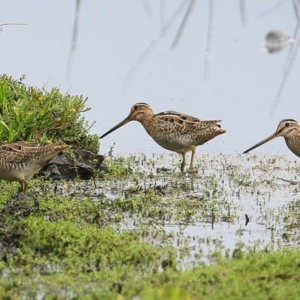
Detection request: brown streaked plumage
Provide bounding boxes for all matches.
[243,119,300,157]
[0,141,70,193]
[100,103,226,172]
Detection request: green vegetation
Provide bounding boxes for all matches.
[0,151,299,299]
[0,74,99,153]
[0,76,299,299]
[0,175,299,299]
[1,246,300,299]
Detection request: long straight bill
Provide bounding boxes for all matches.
[100,116,131,139]
[243,133,277,153]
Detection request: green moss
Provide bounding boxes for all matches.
[0,243,300,299]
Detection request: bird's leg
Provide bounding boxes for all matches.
[188,148,197,173]
[19,180,28,194]
[180,153,186,172]
[23,181,28,194]
[18,181,24,193]
[13,181,28,200]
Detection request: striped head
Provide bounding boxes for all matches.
[100,103,154,139]
[243,119,299,153]
[126,103,154,122]
[274,119,299,138]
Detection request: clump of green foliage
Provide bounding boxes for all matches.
[0,74,99,153]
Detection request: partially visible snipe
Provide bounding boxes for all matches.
[100,103,226,172]
[243,119,300,157]
[0,141,70,193]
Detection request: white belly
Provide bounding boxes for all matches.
[152,137,194,154]
[0,163,42,182]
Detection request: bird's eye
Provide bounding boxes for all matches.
[134,105,138,110]
[285,122,290,127]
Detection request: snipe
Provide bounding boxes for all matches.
[0,141,70,193]
[243,119,300,157]
[100,103,226,172]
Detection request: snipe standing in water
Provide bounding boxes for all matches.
[100,103,226,172]
[243,119,300,157]
[0,141,70,193]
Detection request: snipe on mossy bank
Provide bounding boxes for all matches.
[0,141,70,193]
[100,103,226,173]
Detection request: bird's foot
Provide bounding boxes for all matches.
[187,167,197,174]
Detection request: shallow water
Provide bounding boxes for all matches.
[56,152,300,265]
[159,153,300,265]
[2,0,300,158]
[2,1,300,266]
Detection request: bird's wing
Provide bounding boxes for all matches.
[153,110,221,135]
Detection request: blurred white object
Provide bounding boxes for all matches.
[265,30,294,54]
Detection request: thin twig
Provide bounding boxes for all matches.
[66,0,81,80]
[270,41,300,115]
[142,0,153,17]
[204,0,214,80]
[270,3,300,115]
[258,0,289,19]
[283,0,300,73]
[170,0,196,51]
[121,0,188,92]
[0,23,26,26]
[239,0,247,25]
[278,177,298,185]
[160,0,165,33]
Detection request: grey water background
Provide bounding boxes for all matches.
[2,0,300,157]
